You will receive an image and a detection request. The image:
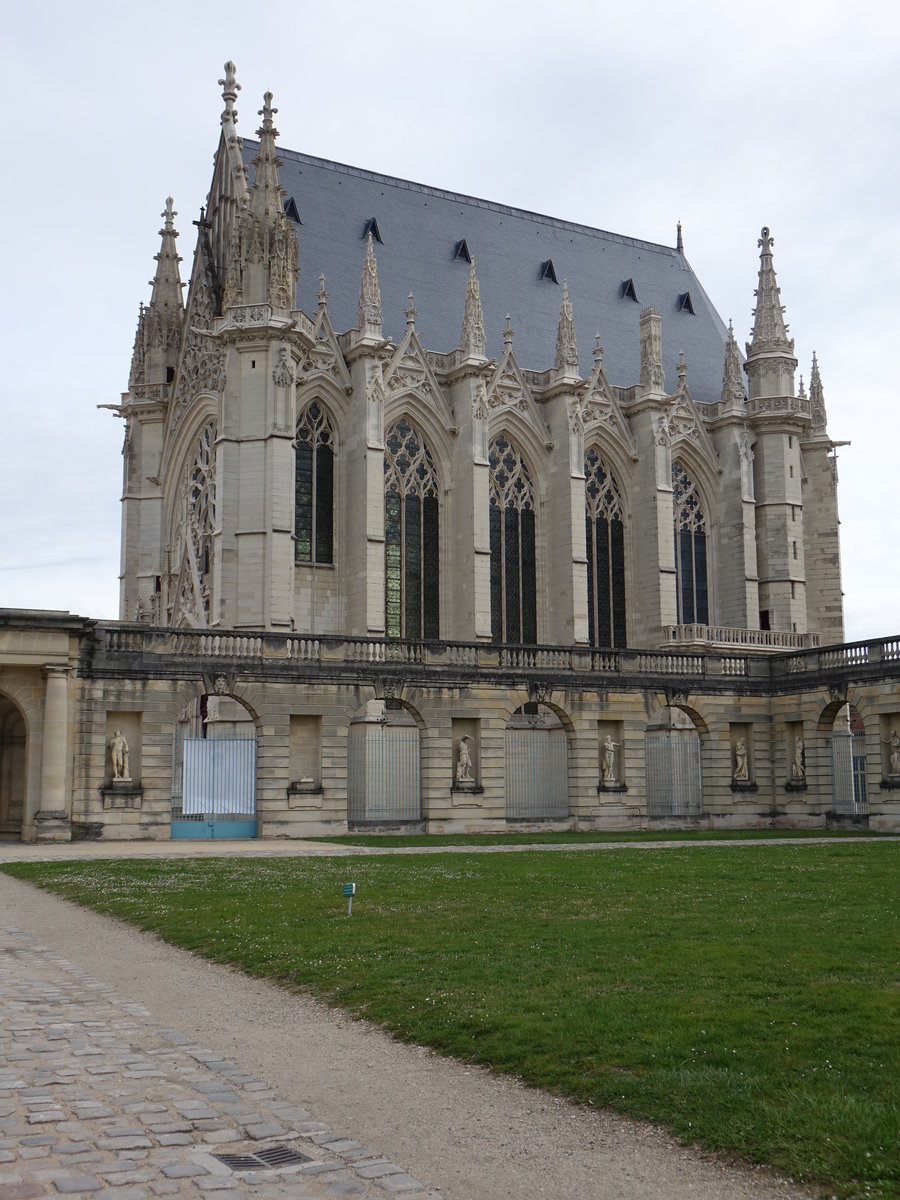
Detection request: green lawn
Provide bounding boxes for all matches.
[310,827,891,847]
[5,842,898,1199]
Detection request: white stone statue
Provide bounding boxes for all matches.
[601,735,620,784]
[732,736,749,781]
[884,728,900,776]
[792,737,806,779]
[456,735,474,783]
[108,729,130,782]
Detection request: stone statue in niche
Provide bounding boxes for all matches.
[108,729,131,782]
[732,737,749,781]
[792,737,806,779]
[884,728,900,776]
[601,735,620,784]
[456,736,474,784]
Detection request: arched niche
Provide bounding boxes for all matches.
[644,706,703,817]
[505,703,569,820]
[0,694,27,840]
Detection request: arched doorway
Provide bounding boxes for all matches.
[645,706,703,817]
[505,703,569,820]
[347,700,422,826]
[828,703,867,816]
[0,695,26,840]
[171,691,258,838]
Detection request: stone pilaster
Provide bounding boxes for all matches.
[35,665,72,842]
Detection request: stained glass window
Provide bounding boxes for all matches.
[489,434,537,644]
[584,448,627,647]
[295,402,334,564]
[672,459,709,624]
[384,418,440,639]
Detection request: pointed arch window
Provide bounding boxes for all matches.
[171,420,216,628]
[673,459,709,625]
[295,402,334,564]
[489,434,537,644]
[585,448,627,647]
[384,418,440,639]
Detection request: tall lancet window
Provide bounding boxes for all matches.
[489,434,537,644]
[384,418,440,640]
[295,402,334,564]
[672,460,709,625]
[585,448,627,647]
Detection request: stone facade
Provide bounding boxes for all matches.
[1,63,897,842]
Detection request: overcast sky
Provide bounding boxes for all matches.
[1,0,897,642]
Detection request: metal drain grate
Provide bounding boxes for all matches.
[254,1145,312,1167]
[213,1145,312,1172]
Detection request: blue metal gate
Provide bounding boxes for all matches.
[830,731,868,815]
[347,722,421,823]
[171,736,258,838]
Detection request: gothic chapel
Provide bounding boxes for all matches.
[2,62,897,843]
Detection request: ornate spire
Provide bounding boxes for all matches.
[357,231,383,335]
[720,319,744,405]
[249,93,284,222]
[130,199,184,390]
[219,61,240,127]
[459,258,486,356]
[747,226,795,357]
[676,349,687,382]
[405,291,417,329]
[224,90,298,311]
[554,280,579,374]
[317,274,328,310]
[809,352,828,431]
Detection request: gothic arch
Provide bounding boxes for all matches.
[384,416,443,640]
[384,391,455,482]
[165,417,217,629]
[295,398,337,566]
[584,444,629,648]
[672,456,715,626]
[296,374,351,432]
[488,431,541,644]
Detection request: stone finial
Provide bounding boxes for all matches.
[554,280,579,374]
[405,291,417,329]
[459,258,486,357]
[747,225,795,358]
[720,319,744,405]
[809,351,827,431]
[503,314,515,347]
[357,231,383,334]
[798,374,806,399]
[676,349,687,382]
[639,307,664,391]
[676,220,684,252]
[249,91,284,221]
[317,274,328,309]
[592,334,604,369]
[219,61,241,129]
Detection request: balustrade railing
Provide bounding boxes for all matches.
[98,624,900,686]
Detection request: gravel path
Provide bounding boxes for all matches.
[0,850,819,1200]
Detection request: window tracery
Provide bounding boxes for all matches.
[584,448,627,647]
[489,434,537,644]
[672,459,709,624]
[384,418,440,639]
[295,401,334,564]
[171,420,216,628]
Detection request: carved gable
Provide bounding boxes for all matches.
[164,239,224,456]
[298,304,351,393]
[486,344,551,445]
[666,381,719,465]
[582,360,637,458]
[383,327,456,431]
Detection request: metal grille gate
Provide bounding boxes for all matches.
[172,732,257,838]
[505,726,569,820]
[830,731,868,815]
[645,729,703,816]
[347,723,421,823]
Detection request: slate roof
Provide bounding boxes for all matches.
[244,142,735,405]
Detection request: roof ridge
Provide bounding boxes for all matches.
[242,139,681,258]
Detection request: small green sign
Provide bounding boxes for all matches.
[342,883,356,897]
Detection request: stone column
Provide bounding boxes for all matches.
[35,664,72,842]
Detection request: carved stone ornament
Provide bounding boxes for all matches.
[829,683,846,703]
[532,681,550,704]
[272,346,295,388]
